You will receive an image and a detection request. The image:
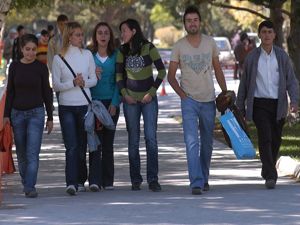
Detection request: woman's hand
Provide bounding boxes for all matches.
[141,93,152,104]
[3,117,10,125]
[124,95,137,104]
[73,73,85,87]
[45,121,53,134]
[108,105,116,116]
[95,66,102,80]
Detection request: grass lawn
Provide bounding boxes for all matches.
[214,119,300,160]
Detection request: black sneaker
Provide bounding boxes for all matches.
[25,190,38,198]
[203,183,210,191]
[66,185,76,195]
[265,179,276,189]
[148,181,161,192]
[131,182,141,191]
[192,187,202,195]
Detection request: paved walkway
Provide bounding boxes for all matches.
[1,78,300,225]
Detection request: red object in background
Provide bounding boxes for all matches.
[160,80,167,96]
[0,91,16,203]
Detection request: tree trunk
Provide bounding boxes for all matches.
[0,0,12,40]
[269,1,284,48]
[287,0,300,88]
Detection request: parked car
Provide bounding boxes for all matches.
[247,32,261,47]
[213,37,236,71]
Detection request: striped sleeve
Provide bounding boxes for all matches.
[116,50,128,97]
[148,43,166,96]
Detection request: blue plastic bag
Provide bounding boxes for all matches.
[219,111,256,159]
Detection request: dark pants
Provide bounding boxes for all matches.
[253,98,285,181]
[59,105,88,188]
[89,100,120,187]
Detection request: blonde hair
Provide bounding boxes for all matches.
[60,21,82,57]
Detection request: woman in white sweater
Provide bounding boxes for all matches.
[52,22,97,195]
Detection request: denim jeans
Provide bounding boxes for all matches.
[89,99,120,187]
[123,96,159,184]
[11,107,45,193]
[181,97,216,188]
[59,105,88,188]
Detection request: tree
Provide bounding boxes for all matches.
[0,0,12,40]
[287,0,300,88]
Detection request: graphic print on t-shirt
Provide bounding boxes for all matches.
[126,55,145,73]
[181,52,211,74]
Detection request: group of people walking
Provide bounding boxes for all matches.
[3,5,299,198]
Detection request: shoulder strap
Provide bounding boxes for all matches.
[59,54,91,104]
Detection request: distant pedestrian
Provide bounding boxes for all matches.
[4,34,53,198]
[47,14,68,73]
[233,32,255,79]
[47,24,55,39]
[116,18,166,192]
[167,5,227,195]
[52,21,97,195]
[236,20,299,189]
[3,28,17,63]
[47,14,68,104]
[89,22,120,191]
[36,29,49,65]
[12,25,25,62]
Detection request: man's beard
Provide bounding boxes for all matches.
[185,26,199,35]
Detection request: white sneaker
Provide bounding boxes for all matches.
[104,186,114,190]
[89,184,100,192]
[78,184,86,192]
[66,185,76,196]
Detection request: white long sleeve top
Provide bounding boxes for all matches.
[52,45,97,106]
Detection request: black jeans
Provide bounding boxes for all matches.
[253,98,285,181]
[89,100,120,187]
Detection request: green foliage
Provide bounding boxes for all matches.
[150,3,174,28]
[10,0,50,9]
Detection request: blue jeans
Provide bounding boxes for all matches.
[181,97,216,188]
[59,105,88,188]
[123,97,159,184]
[11,107,45,193]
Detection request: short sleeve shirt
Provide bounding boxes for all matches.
[170,34,219,102]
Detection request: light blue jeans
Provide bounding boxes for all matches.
[181,97,216,189]
[11,107,45,193]
[123,96,159,184]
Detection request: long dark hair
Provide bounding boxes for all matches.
[119,18,148,56]
[91,22,115,57]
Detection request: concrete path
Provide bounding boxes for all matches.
[1,76,300,225]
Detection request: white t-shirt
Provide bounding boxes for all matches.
[170,34,219,102]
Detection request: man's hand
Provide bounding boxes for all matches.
[290,104,298,113]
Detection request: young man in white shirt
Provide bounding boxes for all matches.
[237,20,299,189]
[167,5,227,195]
